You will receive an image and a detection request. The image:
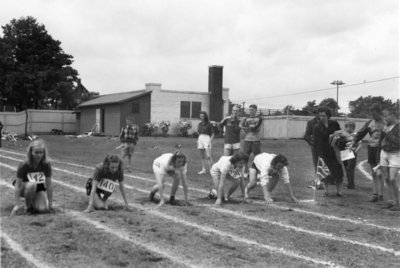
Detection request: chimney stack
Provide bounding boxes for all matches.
[208,65,223,121]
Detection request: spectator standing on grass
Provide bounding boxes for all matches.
[85,155,130,212]
[208,152,249,206]
[11,139,53,216]
[342,121,362,189]
[149,151,189,207]
[219,105,241,156]
[119,116,139,173]
[353,104,385,203]
[244,152,299,205]
[197,111,214,174]
[304,109,320,173]
[240,104,262,174]
[313,107,344,196]
[377,107,400,211]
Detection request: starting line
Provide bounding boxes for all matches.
[1,149,399,233]
[0,162,341,267]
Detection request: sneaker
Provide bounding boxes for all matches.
[169,199,179,206]
[389,205,400,211]
[149,191,155,201]
[208,189,217,199]
[383,202,394,209]
[369,195,379,202]
[197,169,207,175]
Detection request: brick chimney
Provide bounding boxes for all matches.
[208,65,223,121]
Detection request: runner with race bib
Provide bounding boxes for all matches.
[11,140,53,216]
[84,155,131,212]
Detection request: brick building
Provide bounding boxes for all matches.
[76,66,229,135]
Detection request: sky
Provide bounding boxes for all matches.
[0,0,398,113]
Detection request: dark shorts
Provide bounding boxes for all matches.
[243,141,261,156]
[367,146,379,166]
[96,189,112,201]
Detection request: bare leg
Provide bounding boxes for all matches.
[245,168,258,198]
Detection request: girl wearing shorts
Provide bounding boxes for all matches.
[209,152,248,206]
[85,155,130,212]
[149,152,189,207]
[197,111,214,174]
[11,139,53,215]
[378,107,400,211]
[245,153,298,205]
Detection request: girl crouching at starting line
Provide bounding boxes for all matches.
[85,155,131,212]
[209,152,249,206]
[245,152,299,205]
[11,139,53,216]
[149,151,189,207]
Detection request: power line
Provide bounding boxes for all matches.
[231,76,399,103]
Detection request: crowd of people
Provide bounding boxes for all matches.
[10,104,399,216]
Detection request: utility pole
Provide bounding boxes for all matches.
[330,80,345,115]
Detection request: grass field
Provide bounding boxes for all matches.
[1,135,399,267]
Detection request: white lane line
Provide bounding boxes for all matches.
[1,232,54,268]
[0,163,341,267]
[1,152,399,233]
[357,160,372,180]
[0,180,197,268]
[3,162,400,260]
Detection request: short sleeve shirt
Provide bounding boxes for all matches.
[17,161,52,183]
[253,153,290,184]
[367,120,385,147]
[220,117,241,144]
[212,156,245,178]
[153,153,187,175]
[242,115,262,141]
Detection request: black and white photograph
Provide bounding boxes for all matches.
[0,0,399,267]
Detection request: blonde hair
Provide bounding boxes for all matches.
[26,139,49,167]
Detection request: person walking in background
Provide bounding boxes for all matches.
[197,111,214,174]
[313,107,344,196]
[353,104,385,203]
[378,107,400,211]
[240,104,263,174]
[85,155,131,212]
[119,116,139,173]
[11,139,53,216]
[220,105,241,156]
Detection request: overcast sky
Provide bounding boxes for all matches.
[1,0,398,113]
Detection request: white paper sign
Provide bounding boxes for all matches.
[340,149,355,161]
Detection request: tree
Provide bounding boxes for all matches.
[348,96,395,118]
[319,98,339,116]
[301,100,318,115]
[0,16,79,111]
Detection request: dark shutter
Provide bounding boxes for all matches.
[180,101,190,118]
[191,102,201,119]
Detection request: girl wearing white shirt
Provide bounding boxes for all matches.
[209,152,249,206]
[150,152,189,207]
[245,153,298,205]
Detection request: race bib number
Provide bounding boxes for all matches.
[27,172,45,184]
[97,179,116,193]
[228,169,242,180]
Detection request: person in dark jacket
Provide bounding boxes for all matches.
[378,107,400,211]
[304,109,320,172]
[313,107,344,196]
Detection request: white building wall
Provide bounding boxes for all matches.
[148,83,212,135]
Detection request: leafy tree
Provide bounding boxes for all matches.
[319,98,339,116]
[301,100,318,115]
[348,95,395,118]
[0,16,79,111]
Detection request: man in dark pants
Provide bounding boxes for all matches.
[304,109,321,188]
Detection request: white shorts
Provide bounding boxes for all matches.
[380,150,400,168]
[197,134,212,149]
[224,143,240,150]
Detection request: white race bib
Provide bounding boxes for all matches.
[27,172,45,184]
[97,178,116,193]
[228,169,242,180]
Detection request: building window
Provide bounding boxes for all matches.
[191,102,201,118]
[180,101,201,118]
[132,103,140,113]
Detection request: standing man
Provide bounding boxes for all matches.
[353,104,385,203]
[119,116,139,173]
[220,105,242,156]
[240,104,263,173]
